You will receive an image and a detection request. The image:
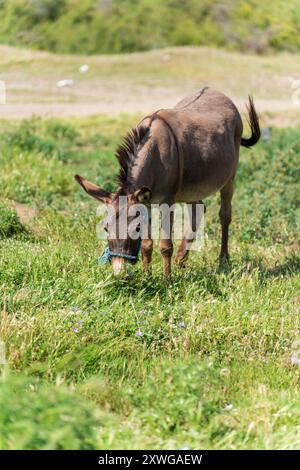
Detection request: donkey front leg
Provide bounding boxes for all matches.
[141,209,153,271]
[159,206,174,277]
[219,178,234,262]
[142,238,153,271]
[160,238,173,277]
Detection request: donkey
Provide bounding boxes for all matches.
[75,87,260,276]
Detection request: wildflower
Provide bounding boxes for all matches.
[224,404,233,411]
[290,351,300,366]
[135,330,143,337]
[141,309,146,315]
[77,320,83,326]
[179,321,187,329]
[220,368,230,378]
[71,327,79,333]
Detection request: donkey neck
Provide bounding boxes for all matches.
[125,136,155,192]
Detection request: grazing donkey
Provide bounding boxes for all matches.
[75,87,260,276]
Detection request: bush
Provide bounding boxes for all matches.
[0,0,300,54]
[0,203,26,239]
[0,373,100,449]
[3,119,77,162]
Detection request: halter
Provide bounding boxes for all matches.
[99,238,142,265]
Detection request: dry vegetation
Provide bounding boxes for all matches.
[1,45,300,127]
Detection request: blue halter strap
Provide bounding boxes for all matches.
[99,238,142,265]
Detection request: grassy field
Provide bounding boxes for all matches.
[0,110,299,449]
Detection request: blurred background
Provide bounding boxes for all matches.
[0,0,300,124]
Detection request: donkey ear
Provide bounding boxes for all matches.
[134,186,152,204]
[74,175,111,203]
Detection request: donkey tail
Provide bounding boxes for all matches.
[241,96,261,148]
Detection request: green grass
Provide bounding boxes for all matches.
[0,115,299,449]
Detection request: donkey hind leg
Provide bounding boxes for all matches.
[175,201,205,266]
[219,178,234,262]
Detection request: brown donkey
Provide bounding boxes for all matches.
[75,87,260,276]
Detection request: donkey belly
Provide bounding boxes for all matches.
[175,138,238,202]
[170,88,242,202]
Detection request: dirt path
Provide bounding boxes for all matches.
[0,98,298,118]
[1,44,300,126]
[1,97,299,128]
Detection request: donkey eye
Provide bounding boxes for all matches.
[136,225,141,233]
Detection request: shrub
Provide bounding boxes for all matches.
[0,203,26,239]
[0,373,100,450]
[0,0,300,54]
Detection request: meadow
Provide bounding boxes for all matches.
[0,106,299,448]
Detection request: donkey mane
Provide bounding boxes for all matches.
[115,124,149,189]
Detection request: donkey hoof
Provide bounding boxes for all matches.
[175,257,187,268]
[219,254,230,267]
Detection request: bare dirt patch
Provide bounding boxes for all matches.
[9,200,38,225]
[1,45,300,126]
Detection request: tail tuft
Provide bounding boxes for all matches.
[241,96,261,148]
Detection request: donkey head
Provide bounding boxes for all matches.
[75,175,151,275]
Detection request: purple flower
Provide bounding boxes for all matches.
[71,327,79,333]
[135,330,144,337]
[290,351,300,366]
[179,321,187,329]
[141,309,146,315]
[77,320,83,326]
